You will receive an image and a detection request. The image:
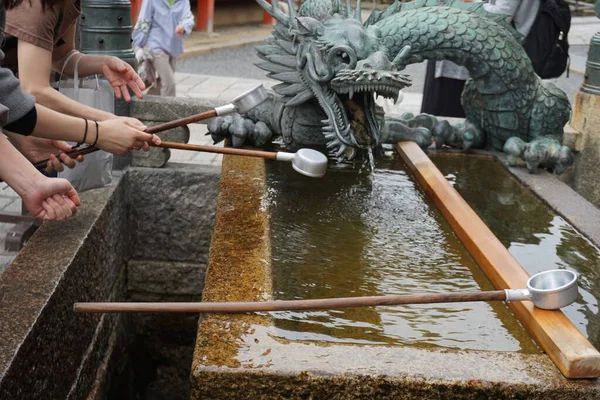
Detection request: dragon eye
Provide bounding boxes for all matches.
[327,46,357,69]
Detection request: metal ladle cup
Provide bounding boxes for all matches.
[505,269,579,309]
[214,84,270,116]
[275,149,329,178]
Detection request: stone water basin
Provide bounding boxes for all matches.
[267,155,536,352]
[191,151,600,399]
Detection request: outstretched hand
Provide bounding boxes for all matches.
[102,56,146,102]
[21,177,81,220]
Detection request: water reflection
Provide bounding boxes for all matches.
[433,155,600,350]
[265,154,537,353]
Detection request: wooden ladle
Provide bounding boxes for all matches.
[32,84,270,170]
[74,270,579,313]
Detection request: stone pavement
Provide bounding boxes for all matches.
[569,16,600,73]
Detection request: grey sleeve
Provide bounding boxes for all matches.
[0,62,36,127]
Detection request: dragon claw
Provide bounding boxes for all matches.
[206,113,273,149]
[503,136,574,175]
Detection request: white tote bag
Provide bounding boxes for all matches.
[54,52,113,192]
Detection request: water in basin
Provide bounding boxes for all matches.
[265,153,539,353]
[433,154,600,350]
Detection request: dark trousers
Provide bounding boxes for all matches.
[420,60,466,118]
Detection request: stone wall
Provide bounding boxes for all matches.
[119,165,220,400]
[0,183,128,399]
[570,91,600,208]
[0,164,221,400]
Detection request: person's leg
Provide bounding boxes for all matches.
[166,55,177,97]
[151,50,176,97]
[421,60,466,118]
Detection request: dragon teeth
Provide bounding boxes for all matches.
[349,87,354,100]
[335,144,348,158]
[326,140,340,149]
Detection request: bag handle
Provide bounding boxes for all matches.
[73,54,83,99]
[57,51,83,90]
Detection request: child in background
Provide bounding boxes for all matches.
[132,0,195,97]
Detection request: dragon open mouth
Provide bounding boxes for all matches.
[323,69,412,159]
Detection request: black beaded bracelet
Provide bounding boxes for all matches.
[75,118,88,149]
[91,121,99,147]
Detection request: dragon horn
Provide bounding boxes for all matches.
[287,0,296,19]
[346,0,352,18]
[355,0,361,21]
[392,45,411,67]
[256,0,289,26]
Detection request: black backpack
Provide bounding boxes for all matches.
[523,0,571,79]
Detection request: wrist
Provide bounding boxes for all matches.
[100,55,113,66]
[11,169,46,198]
[4,132,25,150]
[94,110,115,121]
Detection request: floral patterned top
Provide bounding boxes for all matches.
[132,0,195,58]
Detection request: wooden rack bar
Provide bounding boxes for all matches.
[395,141,600,379]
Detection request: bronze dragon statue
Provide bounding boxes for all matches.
[207,0,573,173]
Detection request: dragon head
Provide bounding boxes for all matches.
[255,0,412,160]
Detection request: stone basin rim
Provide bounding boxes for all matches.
[192,152,600,398]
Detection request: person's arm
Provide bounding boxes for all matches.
[5,103,162,156]
[18,39,115,121]
[178,1,195,37]
[132,0,154,48]
[0,61,36,126]
[483,0,520,21]
[51,24,145,101]
[0,134,80,220]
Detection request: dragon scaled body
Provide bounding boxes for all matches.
[207,0,573,172]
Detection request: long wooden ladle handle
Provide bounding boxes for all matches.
[33,138,278,170]
[74,291,508,313]
[32,110,221,170]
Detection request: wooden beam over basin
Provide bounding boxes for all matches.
[395,141,600,379]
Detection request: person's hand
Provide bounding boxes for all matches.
[96,118,161,155]
[17,137,85,174]
[21,177,81,220]
[175,25,185,36]
[101,56,146,102]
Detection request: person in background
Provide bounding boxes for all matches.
[132,0,195,97]
[420,0,541,118]
[2,0,150,168]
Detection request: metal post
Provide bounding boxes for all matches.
[79,0,136,64]
[197,0,215,33]
[263,0,275,25]
[581,2,600,95]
